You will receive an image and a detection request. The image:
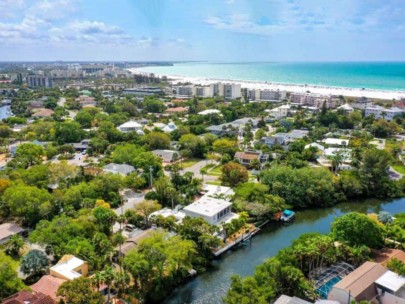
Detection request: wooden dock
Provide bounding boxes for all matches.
[213,227,260,257]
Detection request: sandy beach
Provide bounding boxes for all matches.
[128,68,405,100]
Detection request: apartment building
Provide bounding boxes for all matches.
[26,75,52,88]
[365,105,404,121]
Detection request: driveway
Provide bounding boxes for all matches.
[114,189,145,215]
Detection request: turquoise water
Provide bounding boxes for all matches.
[138,62,405,91]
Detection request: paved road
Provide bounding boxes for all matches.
[114,189,145,215]
[181,160,219,182]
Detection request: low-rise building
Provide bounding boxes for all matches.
[30,275,66,302]
[50,255,88,281]
[32,108,55,118]
[234,150,269,166]
[183,196,234,225]
[152,149,179,163]
[162,122,178,133]
[3,290,55,304]
[75,95,97,107]
[164,107,188,114]
[71,139,91,152]
[365,105,404,121]
[266,104,291,120]
[123,87,163,96]
[328,261,405,304]
[198,109,221,115]
[117,121,144,133]
[207,118,259,136]
[323,138,350,147]
[0,222,25,244]
[337,103,354,113]
[103,163,135,176]
[201,184,235,201]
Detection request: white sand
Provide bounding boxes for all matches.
[128,68,405,100]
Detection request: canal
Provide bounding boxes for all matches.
[164,197,405,304]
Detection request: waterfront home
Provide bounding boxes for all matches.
[317,148,352,171]
[152,149,179,163]
[50,255,88,281]
[0,222,26,244]
[183,196,238,225]
[115,228,156,257]
[274,295,312,304]
[117,120,144,134]
[234,149,269,167]
[103,163,135,176]
[201,184,235,201]
[328,261,405,304]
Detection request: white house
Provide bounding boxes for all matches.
[117,121,143,133]
[266,104,291,120]
[202,184,235,201]
[162,122,177,133]
[337,103,354,113]
[323,138,349,146]
[103,163,135,176]
[183,196,235,225]
[198,109,221,116]
[50,255,88,281]
[365,105,404,121]
[304,142,325,151]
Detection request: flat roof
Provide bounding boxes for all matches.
[183,196,231,217]
[375,271,405,292]
[323,138,349,145]
[50,256,85,280]
[202,184,234,198]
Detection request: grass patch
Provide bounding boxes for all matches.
[181,158,201,168]
[208,165,223,176]
[205,180,222,186]
[392,164,405,175]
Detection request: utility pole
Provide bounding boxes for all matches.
[149,165,153,189]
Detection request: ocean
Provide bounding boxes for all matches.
[138,62,405,91]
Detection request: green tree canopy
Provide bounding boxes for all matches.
[331,212,384,248]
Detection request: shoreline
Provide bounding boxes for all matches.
[128,68,405,100]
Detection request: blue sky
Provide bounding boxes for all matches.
[0,0,404,61]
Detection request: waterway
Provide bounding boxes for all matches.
[164,198,405,304]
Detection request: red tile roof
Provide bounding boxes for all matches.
[30,275,66,300]
[2,290,55,304]
[164,107,187,113]
[374,249,405,266]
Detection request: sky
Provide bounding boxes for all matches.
[0,0,404,62]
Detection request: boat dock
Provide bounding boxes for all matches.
[213,227,260,257]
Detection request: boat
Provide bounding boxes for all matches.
[280,209,295,222]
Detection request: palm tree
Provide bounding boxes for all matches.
[200,167,207,181]
[330,151,343,173]
[5,234,25,257]
[101,266,115,303]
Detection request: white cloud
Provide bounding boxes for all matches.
[0,0,25,18]
[27,0,79,20]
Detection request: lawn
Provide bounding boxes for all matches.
[181,158,201,168]
[205,180,222,186]
[392,164,405,175]
[208,165,223,176]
